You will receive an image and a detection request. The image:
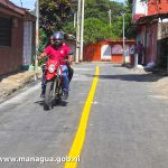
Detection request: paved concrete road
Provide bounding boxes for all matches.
[79,64,168,168]
[0,64,96,168]
[0,63,168,168]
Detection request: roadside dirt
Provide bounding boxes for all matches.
[0,71,41,103]
[130,66,168,100]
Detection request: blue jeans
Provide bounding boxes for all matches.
[61,65,69,92]
[41,64,46,95]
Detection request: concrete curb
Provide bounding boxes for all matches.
[0,71,42,103]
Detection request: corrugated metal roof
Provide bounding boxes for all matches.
[137,12,168,25]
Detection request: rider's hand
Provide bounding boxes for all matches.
[68,55,74,65]
[38,52,47,60]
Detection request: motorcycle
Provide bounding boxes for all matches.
[43,59,63,110]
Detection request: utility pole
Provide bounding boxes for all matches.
[75,0,82,63]
[80,0,85,61]
[108,9,112,26]
[74,12,77,28]
[20,0,23,7]
[122,13,125,63]
[75,0,85,63]
[35,0,39,80]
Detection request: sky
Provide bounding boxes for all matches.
[113,0,125,2]
[111,0,125,3]
[10,0,36,10]
[10,0,125,10]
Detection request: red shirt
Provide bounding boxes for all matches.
[44,43,71,65]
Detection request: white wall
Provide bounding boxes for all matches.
[23,21,33,66]
[132,0,147,21]
[101,45,111,60]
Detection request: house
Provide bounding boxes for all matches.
[137,13,168,67]
[0,0,36,75]
[84,39,135,64]
[130,0,168,68]
[131,0,168,21]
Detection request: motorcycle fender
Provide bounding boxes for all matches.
[46,73,55,81]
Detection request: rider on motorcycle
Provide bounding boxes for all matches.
[38,31,74,99]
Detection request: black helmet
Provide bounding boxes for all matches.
[53,31,64,40]
[52,31,64,47]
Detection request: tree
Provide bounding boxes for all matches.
[63,0,126,44]
[124,0,136,38]
[39,0,135,44]
[84,18,119,43]
[85,0,124,24]
[39,0,75,35]
[83,0,126,43]
[85,0,111,23]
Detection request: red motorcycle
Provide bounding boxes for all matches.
[44,59,63,110]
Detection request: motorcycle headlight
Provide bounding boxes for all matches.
[48,64,56,73]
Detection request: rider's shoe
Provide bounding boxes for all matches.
[62,90,69,100]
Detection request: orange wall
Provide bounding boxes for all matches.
[84,43,101,61]
[112,54,124,64]
[148,0,168,15]
[84,40,135,64]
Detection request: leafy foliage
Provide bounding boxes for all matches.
[63,22,76,35]
[124,0,137,38]
[83,0,126,43]
[39,0,135,44]
[85,0,111,23]
[85,0,125,23]
[84,18,118,43]
[39,0,75,35]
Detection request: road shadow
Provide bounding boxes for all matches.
[85,73,164,83]
[112,64,123,68]
[34,100,68,108]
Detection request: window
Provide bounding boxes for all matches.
[0,17,12,46]
[112,44,123,54]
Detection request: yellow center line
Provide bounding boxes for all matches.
[64,66,100,168]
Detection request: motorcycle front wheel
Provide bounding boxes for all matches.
[44,80,56,110]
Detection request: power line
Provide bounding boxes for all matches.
[20,0,23,7]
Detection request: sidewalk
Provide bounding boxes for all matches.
[0,70,41,103]
[151,76,168,100]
